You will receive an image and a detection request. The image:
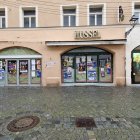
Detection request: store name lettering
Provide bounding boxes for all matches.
[75,30,101,39]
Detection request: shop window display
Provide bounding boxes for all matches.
[76,56,86,82]
[0,59,6,85]
[99,55,112,82]
[31,59,41,84]
[61,47,113,83]
[8,60,17,84]
[62,56,74,82]
[87,56,98,82]
[132,53,140,83]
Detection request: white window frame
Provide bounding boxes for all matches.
[0,7,8,28]
[132,1,140,23]
[87,3,106,26]
[19,6,38,28]
[60,4,79,27]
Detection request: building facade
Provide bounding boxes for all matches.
[0,0,138,86]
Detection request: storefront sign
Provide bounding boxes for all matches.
[75,30,101,40]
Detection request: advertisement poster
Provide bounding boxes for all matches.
[0,69,4,80]
[87,71,97,80]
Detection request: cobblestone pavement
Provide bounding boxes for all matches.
[0,86,140,140]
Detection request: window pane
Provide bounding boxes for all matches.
[24,10,35,16]
[24,17,29,27]
[97,14,102,25]
[76,56,86,82]
[87,56,98,82]
[63,8,76,14]
[70,15,76,26]
[2,18,5,28]
[62,56,74,83]
[134,12,140,23]
[31,17,36,27]
[90,7,102,13]
[135,5,140,9]
[63,15,69,26]
[90,15,95,25]
[0,11,5,16]
[134,12,139,18]
[31,59,41,84]
[99,55,112,82]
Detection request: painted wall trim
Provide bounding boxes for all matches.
[46,40,126,46]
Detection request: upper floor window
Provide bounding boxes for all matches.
[89,5,103,26]
[0,9,6,28]
[22,8,36,28]
[63,7,76,27]
[134,4,140,23]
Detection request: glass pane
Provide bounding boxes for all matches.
[70,15,76,26]
[87,56,98,82]
[31,59,41,84]
[134,12,140,23]
[2,18,5,28]
[0,11,5,16]
[62,56,74,83]
[24,17,29,27]
[97,14,102,25]
[90,15,95,25]
[132,53,140,83]
[0,59,6,85]
[76,56,86,82]
[90,7,102,13]
[24,10,35,16]
[134,12,139,18]
[31,17,36,27]
[135,5,140,9]
[63,15,69,26]
[63,8,76,14]
[8,60,17,84]
[19,60,28,84]
[99,55,112,82]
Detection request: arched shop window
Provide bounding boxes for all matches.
[61,47,113,83]
[0,47,42,86]
[132,46,140,84]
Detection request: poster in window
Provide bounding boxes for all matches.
[88,70,97,80]
[0,61,2,69]
[101,68,105,77]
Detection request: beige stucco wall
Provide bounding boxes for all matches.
[0,0,132,27]
[0,26,125,42]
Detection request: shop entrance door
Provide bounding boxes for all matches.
[7,60,29,85]
[75,55,98,83]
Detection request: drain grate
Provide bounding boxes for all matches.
[7,116,40,132]
[76,117,96,128]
